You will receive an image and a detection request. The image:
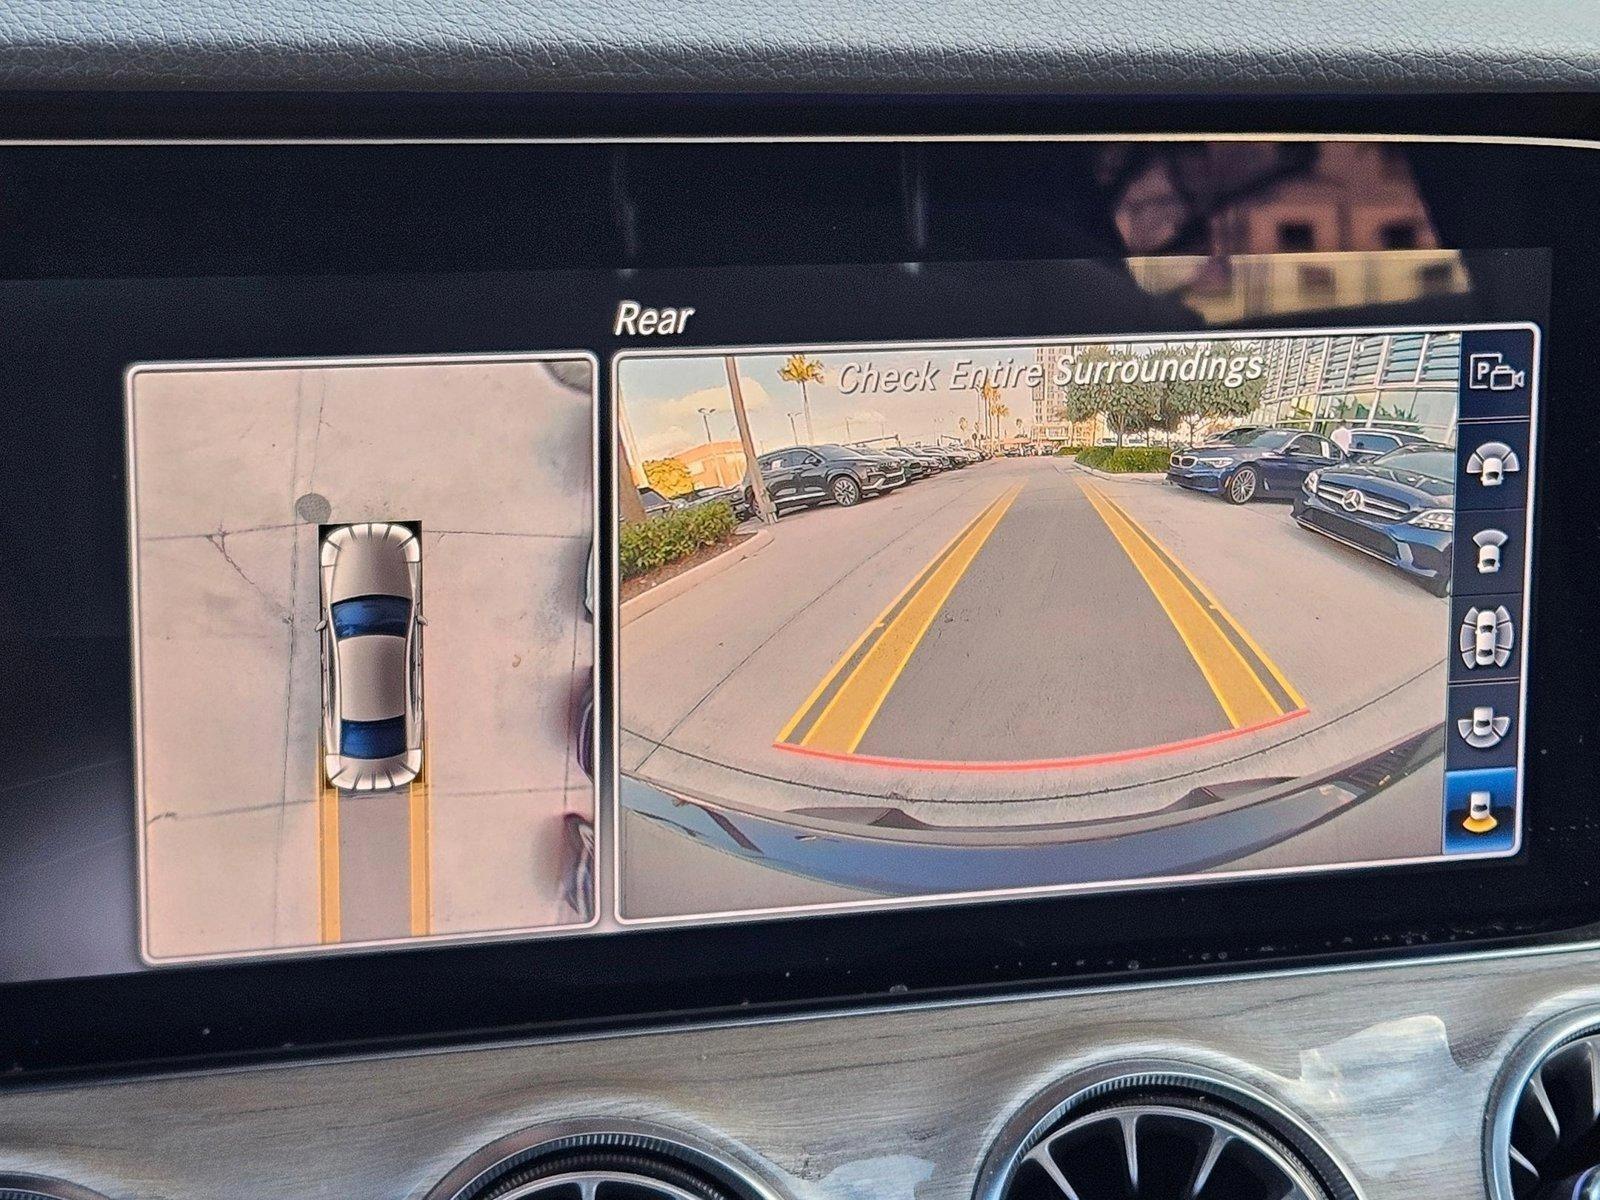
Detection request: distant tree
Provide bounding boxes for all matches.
[1164,340,1265,444]
[642,457,695,498]
[975,380,1009,447]
[1058,344,1160,447]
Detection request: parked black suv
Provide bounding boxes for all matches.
[749,444,903,513]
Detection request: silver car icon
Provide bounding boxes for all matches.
[1459,604,1514,670]
[318,522,424,790]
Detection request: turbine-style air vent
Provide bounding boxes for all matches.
[431,1131,768,1200]
[979,1069,1354,1200]
[1490,1014,1600,1199]
[0,1179,109,1200]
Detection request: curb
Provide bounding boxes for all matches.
[620,527,774,626]
[1070,458,1169,483]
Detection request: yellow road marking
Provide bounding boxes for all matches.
[797,482,1023,753]
[1077,479,1287,728]
[775,489,1009,743]
[1088,481,1303,710]
[408,736,431,936]
[317,742,341,943]
[1130,509,1307,711]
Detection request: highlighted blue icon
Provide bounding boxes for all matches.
[1444,768,1518,854]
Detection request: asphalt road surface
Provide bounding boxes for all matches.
[781,467,1301,765]
[620,454,1446,913]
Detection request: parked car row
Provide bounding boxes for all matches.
[745,441,987,515]
[634,441,991,525]
[1164,424,1456,595]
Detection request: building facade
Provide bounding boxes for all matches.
[673,439,749,487]
[1030,345,1110,445]
[1243,330,1460,445]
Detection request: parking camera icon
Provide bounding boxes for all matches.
[1467,351,1527,392]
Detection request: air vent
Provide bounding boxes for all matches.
[429,1129,770,1200]
[978,1067,1354,1200]
[1489,1010,1600,1199]
[0,1179,109,1200]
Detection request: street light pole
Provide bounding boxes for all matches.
[697,407,715,443]
[787,412,801,444]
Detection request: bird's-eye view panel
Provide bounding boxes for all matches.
[126,354,598,963]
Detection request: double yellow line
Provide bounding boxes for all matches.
[1077,479,1303,727]
[317,736,432,943]
[778,482,1024,755]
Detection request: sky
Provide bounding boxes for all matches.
[616,348,1042,462]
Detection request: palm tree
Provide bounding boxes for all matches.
[977,381,1008,449]
[778,353,825,442]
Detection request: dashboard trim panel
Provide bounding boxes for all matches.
[4,941,1600,1197]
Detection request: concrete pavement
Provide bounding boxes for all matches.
[129,356,596,962]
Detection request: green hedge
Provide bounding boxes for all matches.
[1053,444,1090,456]
[1073,446,1173,473]
[620,500,738,580]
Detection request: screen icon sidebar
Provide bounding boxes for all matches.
[1444,326,1536,855]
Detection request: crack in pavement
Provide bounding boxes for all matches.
[150,521,301,542]
[205,532,291,622]
[270,372,322,939]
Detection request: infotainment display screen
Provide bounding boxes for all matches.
[613,279,1540,924]
[8,133,1600,1076]
[0,136,1564,1005]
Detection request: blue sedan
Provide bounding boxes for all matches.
[1290,444,1455,595]
[1167,428,1344,504]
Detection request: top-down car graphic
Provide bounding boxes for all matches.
[1460,604,1515,669]
[319,521,425,791]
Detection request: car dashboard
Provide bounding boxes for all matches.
[4,7,1600,1200]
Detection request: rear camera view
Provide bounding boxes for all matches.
[128,353,597,963]
[615,326,1536,922]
